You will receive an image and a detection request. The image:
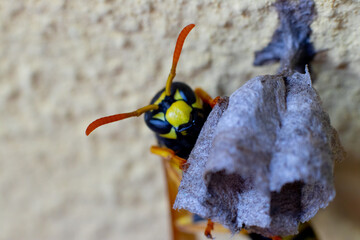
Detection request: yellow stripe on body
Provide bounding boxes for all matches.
[152,112,165,121]
[192,93,203,109]
[159,127,177,139]
[166,100,192,128]
[174,89,183,101]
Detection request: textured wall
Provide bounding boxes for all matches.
[1,0,359,240]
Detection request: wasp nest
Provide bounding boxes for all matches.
[174,0,345,237]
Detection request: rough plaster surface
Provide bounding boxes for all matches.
[0,0,359,240]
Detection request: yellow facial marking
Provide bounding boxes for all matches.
[159,127,177,139]
[153,91,166,106]
[174,89,184,101]
[152,112,165,121]
[180,130,187,136]
[192,93,203,109]
[166,101,192,128]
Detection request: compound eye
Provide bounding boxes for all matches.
[145,110,172,134]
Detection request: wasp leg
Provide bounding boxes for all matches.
[204,219,215,239]
[150,146,188,171]
[194,88,221,108]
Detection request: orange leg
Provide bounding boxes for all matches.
[150,146,188,170]
[194,88,220,108]
[204,219,215,239]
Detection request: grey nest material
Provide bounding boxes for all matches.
[174,0,346,237]
[174,69,345,237]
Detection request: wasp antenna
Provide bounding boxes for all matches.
[86,104,159,136]
[165,24,195,96]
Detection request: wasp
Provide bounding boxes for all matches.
[86,24,318,240]
[86,24,220,239]
[86,24,217,160]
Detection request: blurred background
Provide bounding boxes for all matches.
[0,0,359,239]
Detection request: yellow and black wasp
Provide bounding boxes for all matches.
[86,24,217,160]
[86,24,318,240]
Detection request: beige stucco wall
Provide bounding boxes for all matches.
[1,0,359,239]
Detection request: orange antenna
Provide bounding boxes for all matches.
[86,104,158,135]
[165,24,195,96]
[86,24,195,136]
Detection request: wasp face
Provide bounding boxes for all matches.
[144,82,210,158]
[85,24,205,157]
[85,25,204,157]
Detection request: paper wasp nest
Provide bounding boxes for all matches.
[174,0,345,237]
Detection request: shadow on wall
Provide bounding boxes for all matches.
[312,51,360,238]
